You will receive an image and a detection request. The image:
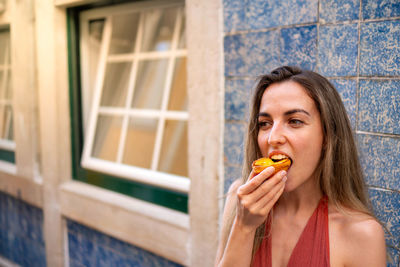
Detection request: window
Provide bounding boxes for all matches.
[68,0,188,212]
[0,28,15,168]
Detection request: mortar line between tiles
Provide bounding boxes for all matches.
[355,0,362,133]
[223,21,319,37]
[224,16,400,38]
[356,131,400,138]
[315,0,320,73]
[368,186,400,194]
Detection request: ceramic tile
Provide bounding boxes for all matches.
[358,134,400,191]
[223,0,247,32]
[224,122,246,165]
[245,30,281,76]
[362,0,400,20]
[279,25,318,71]
[319,24,358,76]
[67,220,183,267]
[225,78,256,121]
[358,79,400,135]
[320,0,359,23]
[0,191,45,266]
[224,34,247,76]
[360,20,400,76]
[246,0,317,30]
[368,188,400,249]
[329,79,357,128]
[224,163,242,194]
[387,246,400,267]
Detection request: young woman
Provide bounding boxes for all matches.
[215,66,386,267]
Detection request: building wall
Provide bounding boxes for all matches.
[0,0,223,266]
[223,0,400,266]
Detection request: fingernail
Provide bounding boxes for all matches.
[282,176,287,182]
[280,170,287,176]
[266,166,275,173]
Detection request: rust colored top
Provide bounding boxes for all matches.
[252,197,330,267]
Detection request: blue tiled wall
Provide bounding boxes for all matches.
[67,220,183,267]
[0,191,46,267]
[223,0,400,266]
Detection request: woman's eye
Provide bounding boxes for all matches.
[258,121,271,128]
[289,119,304,126]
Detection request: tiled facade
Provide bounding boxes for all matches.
[223,1,400,267]
[0,191,46,266]
[67,221,183,267]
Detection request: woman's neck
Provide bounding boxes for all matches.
[275,176,323,216]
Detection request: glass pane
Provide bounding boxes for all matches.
[100,62,132,107]
[0,31,10,65]
[122,117,158,168]
[92,115,123,161]
[168,58,187,111]
[158,120,187,177]
[131,59,168,109]
[0,71,11,100]
[4,71,12,100]
[0,105,13,141]
[83,19,105,131]
[177,10,186,49]
[0,71,3,98]
[109,13,140,54]
[141,7,178,52]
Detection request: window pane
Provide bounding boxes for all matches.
[0,31,10,64]
[177,10,186,49]
[100,62,132,107]
[168,57,187,111]
[92,115,123,161]
[158,120,187,177]
[109,13,140,54]
[83,19,105,131]
[4,71,12,100]
[131,59,168,109]
[141,7,178,52]
[122,117,158,168]
[0,105,13,141]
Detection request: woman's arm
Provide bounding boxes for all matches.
[215,167,287,267]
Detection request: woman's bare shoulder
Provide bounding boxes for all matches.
[329,205,386,267]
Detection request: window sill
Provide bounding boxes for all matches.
[59,180,189,265]
[0,172,43,208]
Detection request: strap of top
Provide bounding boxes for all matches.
[252,197,330,267]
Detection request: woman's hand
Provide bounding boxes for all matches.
[235,166,287,232]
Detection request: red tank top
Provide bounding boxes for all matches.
[252,197,330,267]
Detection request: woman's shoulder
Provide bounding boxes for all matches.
[328,205,386,266]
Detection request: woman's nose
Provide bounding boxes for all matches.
[267,123,286,146]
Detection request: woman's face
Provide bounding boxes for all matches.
[257,81,324,192]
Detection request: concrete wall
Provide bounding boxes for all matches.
[223,0,400,266]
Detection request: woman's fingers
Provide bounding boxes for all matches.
[238,167,276,195]
[253,177,286,213]
[236,170,287,219]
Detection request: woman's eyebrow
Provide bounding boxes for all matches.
[257,112,271,118]
[284,109,311,116]
[257,109,311,118]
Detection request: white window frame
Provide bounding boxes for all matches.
[79,0,189,193]
[0,27,16,174]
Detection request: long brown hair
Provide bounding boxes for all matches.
[222,66,373,258]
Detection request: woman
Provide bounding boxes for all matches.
[215,66,386,267]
